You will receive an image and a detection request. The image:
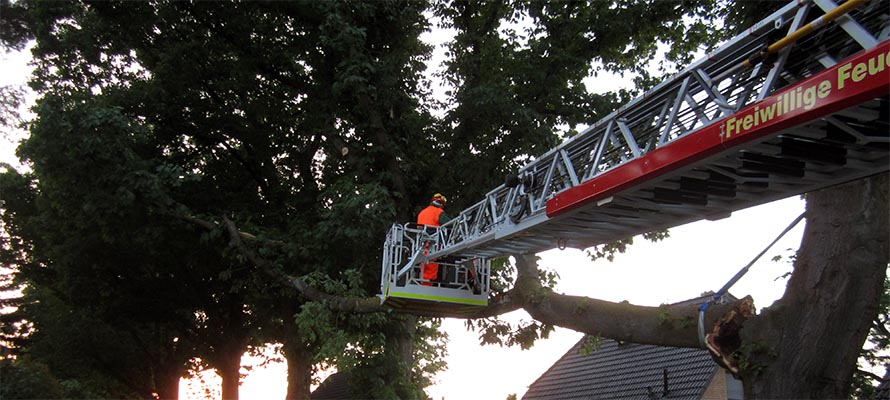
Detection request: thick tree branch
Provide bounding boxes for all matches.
[178,214,284,246]
[873,317,890,338]
[857,368,883,382]
[185,214,746,330]
[219,216,383,314]
[511,253,749,349]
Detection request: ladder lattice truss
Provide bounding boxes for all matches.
[380,0,889,309]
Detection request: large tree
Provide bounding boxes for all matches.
[1,0,445,398]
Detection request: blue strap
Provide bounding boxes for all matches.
[698,211,806,347]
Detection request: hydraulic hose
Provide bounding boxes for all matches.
[713,0,867,82]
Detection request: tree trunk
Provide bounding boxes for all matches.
[217,349,242,400]
[154,362,182,400]
[283,340,313,400]
[387,315,418,398]
[740,173,889,398]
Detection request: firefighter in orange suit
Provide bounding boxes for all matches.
[417,193,451,284]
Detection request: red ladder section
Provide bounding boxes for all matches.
[549,42,889,218]
[438,42,889,260]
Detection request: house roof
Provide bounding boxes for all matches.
[523,294,733,400]
[311,372,351,400]
[522,338,717,400]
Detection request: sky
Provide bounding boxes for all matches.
[0,44,32,169]
[2,14,808,400]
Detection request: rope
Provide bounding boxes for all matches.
[697,211,806,347]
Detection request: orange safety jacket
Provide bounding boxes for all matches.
[417,204,445,284]
[417,205,445,226]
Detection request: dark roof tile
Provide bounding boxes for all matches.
[523,295,736,400]
[311,372,351,400]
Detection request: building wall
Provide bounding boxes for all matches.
[700,370,727,400]
[700,370,744,400]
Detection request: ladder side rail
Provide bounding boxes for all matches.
[460,197,490,242]
[591,63,734,175]
[615,88,678,144]
[755,0,883,99]
[525,166,549,215]
[522,156,549,214]
[382,224,412,295]
[616,119,643,158]
[547,39,890,219]
[554,152,579,199]
[447,213,468,249]
[488,189,510,231]
[579,134,607,182]
[395,224,431,280]
[438,187,506,251]
[482,192,498,232]
[584,121,613,180]
[456,203,478,243]
[686,71,732,127]
[468,197,489,237]
[601,125,628,164]
[880,22,890,41]
[740,63,771,106]
[657,76,692,146]
[561,131,607,191]
[536,153,562,210]
[643,100,673,153]
[481,195,500,233]
[814,0,878,49]
[501,184,523,224]
[692,69,735,116]
[758,3,814,101]
[454,192,495,246]
[380,225,395,296]
[683,92,713,132]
